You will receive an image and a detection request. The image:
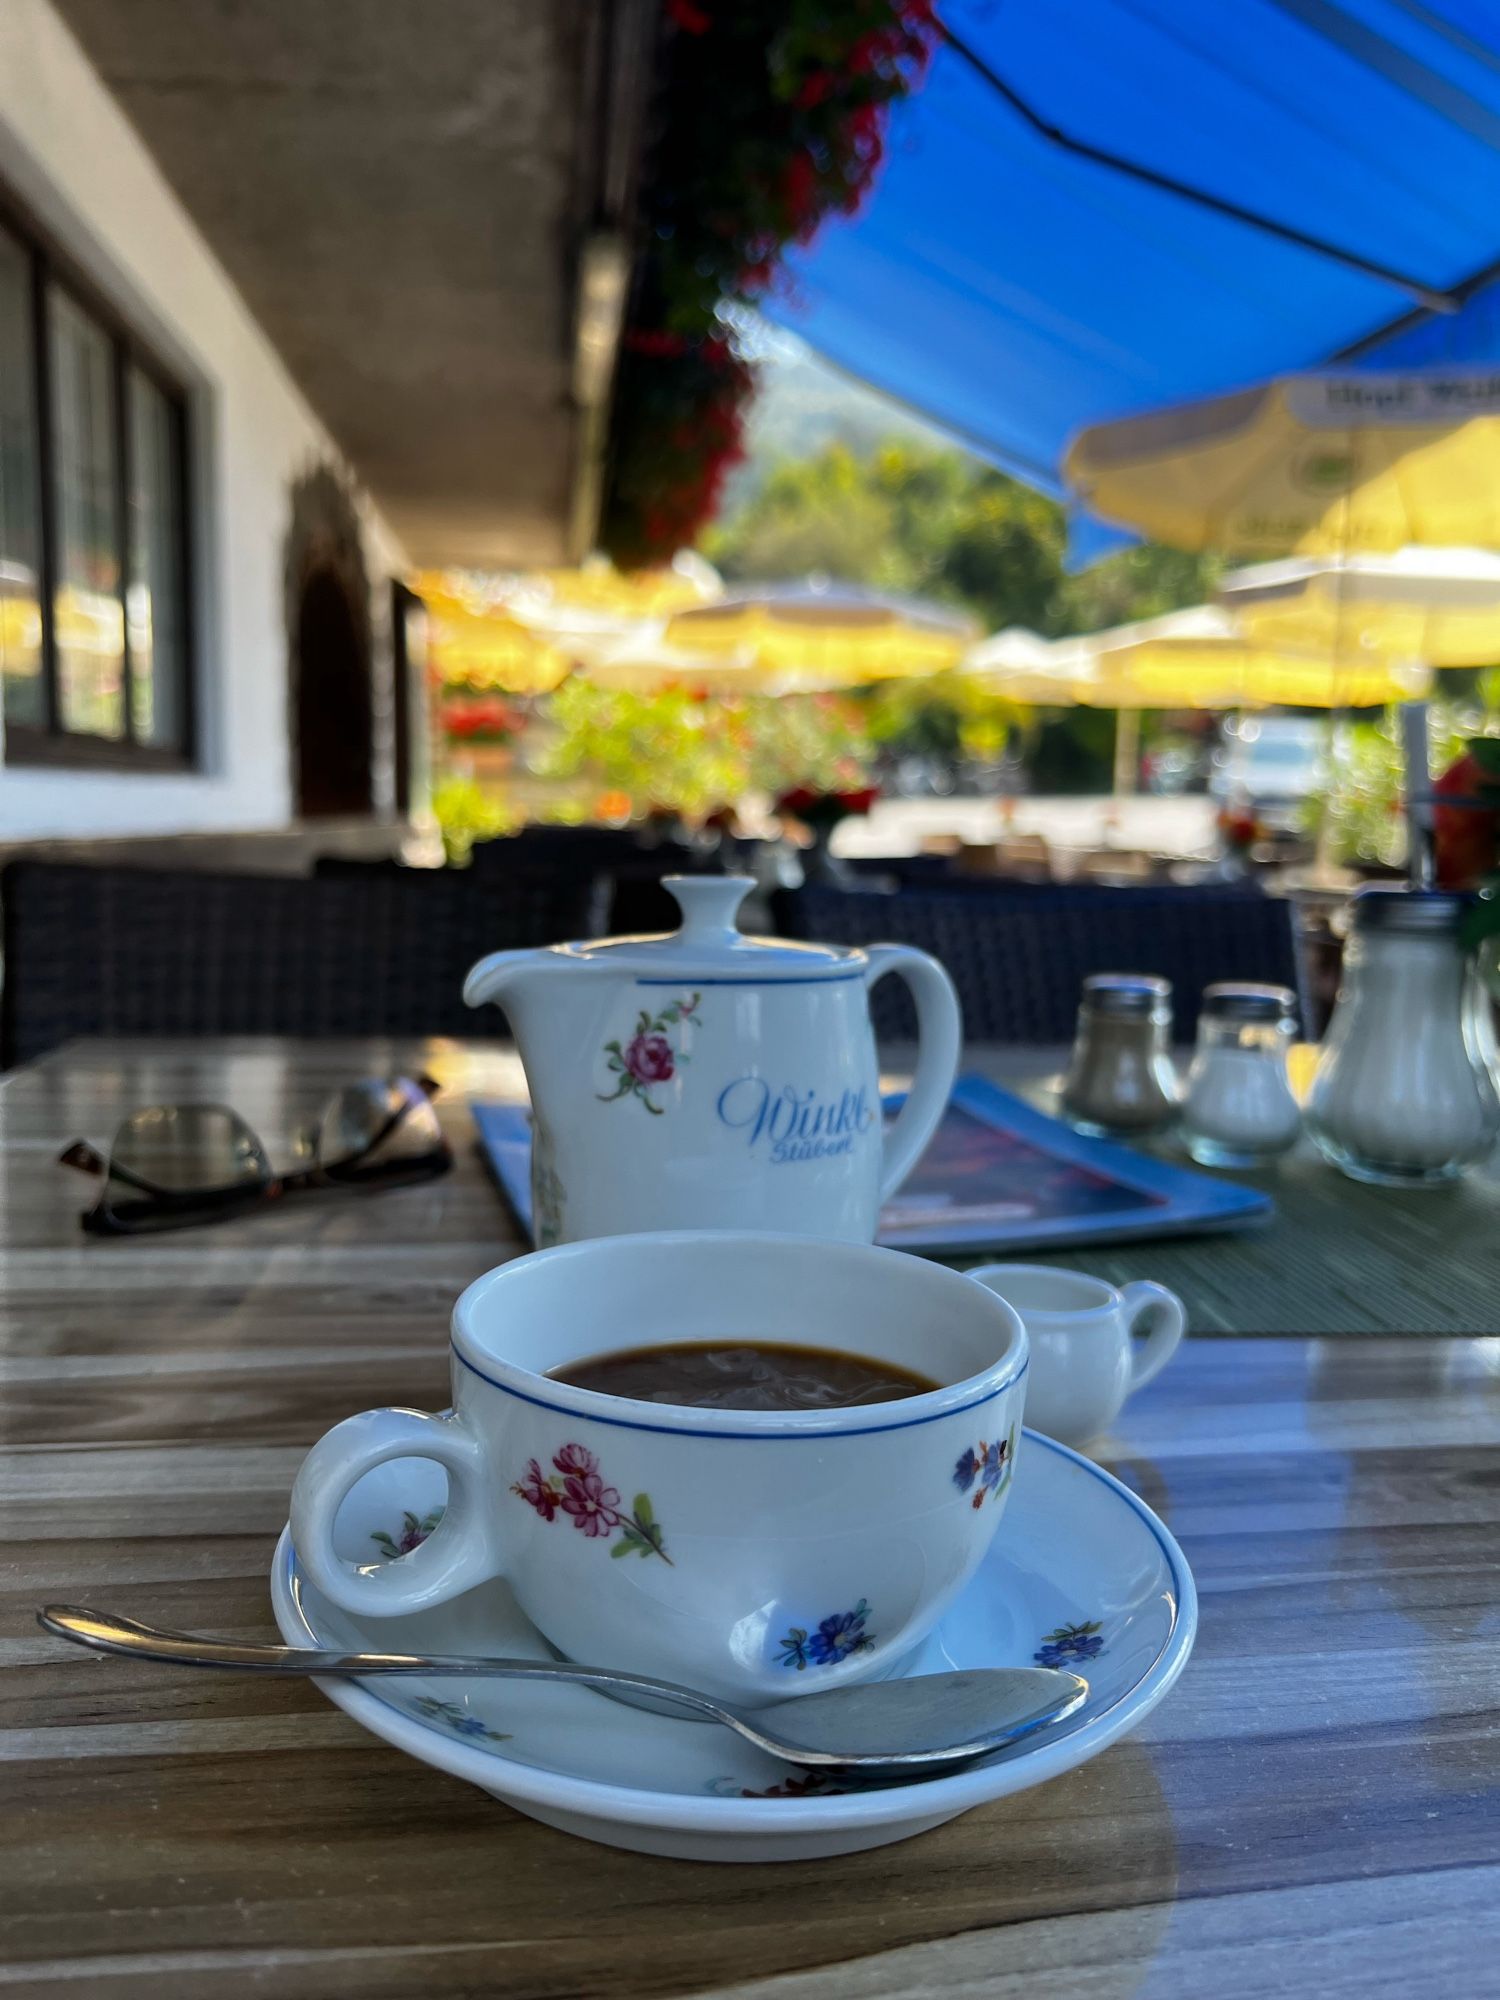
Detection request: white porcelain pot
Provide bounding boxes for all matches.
[290,1232,1029,1706]
[965,1264,1184,1447]
[462,876,961,1245]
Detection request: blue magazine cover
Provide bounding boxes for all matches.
[473,1073,1272,1256]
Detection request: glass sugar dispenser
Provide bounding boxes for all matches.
[1060,974,1180,1137]
[1306,887,1500,1187]
[1179,982,1302,1168]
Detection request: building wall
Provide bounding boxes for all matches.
[0,0,410,844]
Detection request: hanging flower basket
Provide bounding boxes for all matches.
[600,2,937,565]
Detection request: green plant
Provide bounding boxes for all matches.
[862,669,1015,764]
[1314,709,1472,869]
[531,681,873,821]
[432,777,523,863]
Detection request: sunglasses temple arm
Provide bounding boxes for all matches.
[59,1142,190,1200]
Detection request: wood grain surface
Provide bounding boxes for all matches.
[3,1039,1499,2000]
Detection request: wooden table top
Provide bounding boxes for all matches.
[4,1037,1500,1997]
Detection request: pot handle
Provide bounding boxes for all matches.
[290,1406,502,1617]
[862,944,963,1202]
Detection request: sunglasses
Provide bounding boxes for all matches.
[60,1074,452,1235]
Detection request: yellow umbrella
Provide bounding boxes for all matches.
[962,626,1149,707]
[1065,371,1500,557]
[575,630,838,696]
[664,583,977,684]
[509,551,722,621]
[1042,606,1432,709]
[969,608,1431,797]
[1220,547,1500,666]
[417,591,570,696]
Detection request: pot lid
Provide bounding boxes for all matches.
[552,877,866,979]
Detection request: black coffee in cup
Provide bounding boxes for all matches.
[550,1341,938,1412]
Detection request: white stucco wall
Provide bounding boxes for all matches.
[0,0,410,841]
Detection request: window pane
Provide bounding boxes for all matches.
[127,368,186,748]
[0,226,44,731]
[49,287,124,739]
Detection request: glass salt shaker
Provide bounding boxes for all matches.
[1061,974,1180,1137]
[1306,887,1500,1187]
[1180,983,1302,1168]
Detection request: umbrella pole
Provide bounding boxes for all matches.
[1312,708,1340,881]
[1398,696,1434,888]
[1113,707,1141,798]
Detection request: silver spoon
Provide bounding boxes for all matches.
[39,1604,1087,1776]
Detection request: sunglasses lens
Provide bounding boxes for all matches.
[110,1104,272,1193]
[317,1078,447,1180]
[97,1105,273,1231]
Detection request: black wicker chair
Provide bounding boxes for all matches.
[469,829,724,936]
[774,882,1305,1043]
[0,860,603,1069]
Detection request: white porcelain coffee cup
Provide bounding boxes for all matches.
[965,1264,1185,1446]
[291,1232,1028,1705]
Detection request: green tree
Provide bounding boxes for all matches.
[703,439,1221,789]
[702,439,1214,638]
[1054,542,1225,633]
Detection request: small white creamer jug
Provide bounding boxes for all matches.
[463,876,962,1246]
[966,1263,1185,1446]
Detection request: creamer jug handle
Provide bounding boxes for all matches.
[861,945,963,1203]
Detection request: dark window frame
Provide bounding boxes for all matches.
[0,183,196,773]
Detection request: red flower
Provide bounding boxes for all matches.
[1434,747,1500,889]
[624,329,690,359]
[665,0,710,31]
[553,1443,598,1479]
[796,72,836,110]
[512,1458,558,1521]
[561,1470,623,1537]
[624,1031,675,1086]
[777,784,880,825]
[1218,807,1261,849]
[782,150,820,231]
[442,695,523,741]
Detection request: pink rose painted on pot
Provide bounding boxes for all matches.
[599,993,700,1114]
[624,1031,674,1087]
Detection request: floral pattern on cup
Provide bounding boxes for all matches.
[777,1598,875,1670]
[598,993,700,1114]
[370,1508,445,1560]
[1034,1619,1105,1668]
[511,1443,672,1563]
[952,1423,1017,1511]
[408,1694,510,1743]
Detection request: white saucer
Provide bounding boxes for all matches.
[272,1430,1195,1862]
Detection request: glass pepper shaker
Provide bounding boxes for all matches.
[1306,887,1500,1186]
[1180,983,1302,1168]
[1061,974,1179,1138]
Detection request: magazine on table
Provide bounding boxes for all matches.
[473,1072,1272,1257]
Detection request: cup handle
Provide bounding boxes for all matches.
[290,1406,502,1617]
[1121,1281,1187,1391]
[862,943,963,1202]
